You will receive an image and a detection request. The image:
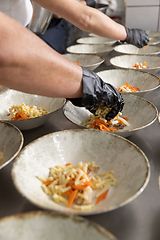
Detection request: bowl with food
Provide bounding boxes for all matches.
[63,94,158,138]
[0,211,119,240]
[146,30,160,38]
[0,121,23,170]
[66,44,113,66]
[113,44,160,56]
[96,69,160,97]
[62,53,104,71]
[77,36,117,46]
[110,54,160,75]
[0,89,66,130]
[12,129,150,215]
[148,37,160,46]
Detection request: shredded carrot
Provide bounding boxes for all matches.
[43,180,54,186]
[63,189,73,197]
[143,61,146,66]
[143,46,146,49]
[67,190,78,208]
[18,111,29,119]
[121,116,129,121]
[96,190,109,205]
[66,163,72,166]
[76,61,80,64]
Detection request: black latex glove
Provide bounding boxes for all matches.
[121,27,149,48]
[68,67,124,121]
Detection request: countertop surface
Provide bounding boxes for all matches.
[0,63,160,240]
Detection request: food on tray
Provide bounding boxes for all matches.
[0,151,3,162]
[118,82,140,93]
[131,62,147,69]
[37,161,116,210]
[7,103,48,120]
[82,106,130,131]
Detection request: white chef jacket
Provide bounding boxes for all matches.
[0,0,33,26]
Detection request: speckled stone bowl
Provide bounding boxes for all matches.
[148,37,160,46]
[0,121,23,170]
[110,54,160,75]
[0,89,66,130]
[63,53,104,71]
[12,129,150,215]
[113,44,160,56]
[77,36,117,46]
[97,69,160,97]
[0,211,118,240]
[67,44,113,65]
[63,94,158,138]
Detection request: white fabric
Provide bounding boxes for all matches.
[0,0,33,26]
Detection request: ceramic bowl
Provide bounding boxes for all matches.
[146,30,160,38]
[0,211,118,240]
[62,53,104,71]
[148,37,160,46]
[67,44,113,65]
[63,94,158,138]
[0,121,23,170]
[12,129,150,215]
[97,69,160,97]
[0,89,66,130]
[77,37,117,46]
[110,54,160,75]
[113,44,160,56]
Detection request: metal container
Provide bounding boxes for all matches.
[28,1,53,35]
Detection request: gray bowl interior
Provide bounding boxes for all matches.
[62,53,104,71]
[148,37,160,45]
[97,69,160,96]
[110,55,160,74]
[0,122,23,169]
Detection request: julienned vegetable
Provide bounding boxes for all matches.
[37,161,117,210]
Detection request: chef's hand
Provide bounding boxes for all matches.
[69,67,124,121]
[122,27,149,48]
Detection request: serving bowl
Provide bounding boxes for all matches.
[12,129,150,215]
[110,54,160,75]
[77,36,117,46]
[113,44,160,56]
[146,30,160,38]
[63,53,104,71]
[0,89,66,130]
[63,94,158,138]
[97,69,160,97]
[148,37,160,46]
[0,121,23,170]
[0,211,118,240]
[67,44,113,65]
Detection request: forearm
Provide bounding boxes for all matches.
[0,12,83,98]
[33,0,127,41]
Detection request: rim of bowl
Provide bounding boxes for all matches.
[113,44,160,55]
[0,121,24,170]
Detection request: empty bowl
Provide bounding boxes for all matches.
[62,53,104,71]
[113,44,160,56]
[63,94,158,138]
[97,69,160,97]
[0,121,23,170]
[0,211,118,240]
[110,54,160,75]
[0,89,66,130]
[67,44,113,65]
[77,36,117,46]
[12,129,150,215]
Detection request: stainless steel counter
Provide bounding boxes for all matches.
[0,63,160,240]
